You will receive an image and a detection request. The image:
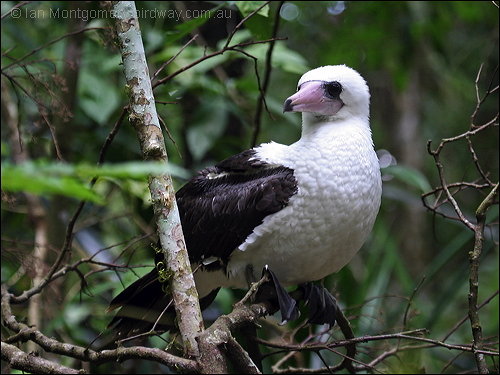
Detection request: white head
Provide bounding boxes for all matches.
[284,65,370,125]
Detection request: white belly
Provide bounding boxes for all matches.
[224,123,382,288]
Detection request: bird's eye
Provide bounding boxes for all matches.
[324,81,342,99]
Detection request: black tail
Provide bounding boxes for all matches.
[107,269,175,340]
[105,269,220,345]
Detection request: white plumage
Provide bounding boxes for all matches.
[197,65,382,294]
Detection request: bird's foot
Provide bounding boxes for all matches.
[299,283,338,327]
[254,266,300,324]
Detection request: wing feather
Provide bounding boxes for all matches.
[176,150,297,269]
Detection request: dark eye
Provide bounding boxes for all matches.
[324,81,342,99]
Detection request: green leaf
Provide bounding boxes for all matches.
[1,161,191,204]
[78,71,120,125]
[246,43,310,74]
[235,1,269,17]
[234,1,270,40]
[187,96,228,161]
[1,163,104,204]
[383,165,432,193]
[243,14,272,41]
[72,161,191,180]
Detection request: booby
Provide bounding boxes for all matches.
[108,65,382,337]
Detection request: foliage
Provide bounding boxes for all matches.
[1,1,498,374]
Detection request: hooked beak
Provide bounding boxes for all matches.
[283,81,343,115]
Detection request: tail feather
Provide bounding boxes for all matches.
[107,270,175,340]
[106,268,220,345]
[107,269,160,312]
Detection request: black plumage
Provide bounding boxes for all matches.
[107,150,297,338]
[178,150,297,270]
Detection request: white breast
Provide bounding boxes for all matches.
[225,119,382,288]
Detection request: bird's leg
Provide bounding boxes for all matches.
[254,266,299,324]
[299,283,338,327]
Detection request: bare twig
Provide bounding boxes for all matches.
[1,342,82,375]
[255,328,499,356]
[469,183,499,374]
[152,37,285,89]
[471,64,499,126]
[251,1,284,147]
[224,2,271,49]
[423,64,499,374]
[426,140,476,231]
[1,285,198,372]
[0,1,31,20]
[2,27,104,71]
[442,290,499,342]
[152,34,199,81]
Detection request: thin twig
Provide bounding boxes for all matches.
[2,27,104,71]
[255,329,499,356]
[0,1,31,20]
[1,285,199,372]
[152,34,198,81]
[9,104,128,305]
[469,183,499,373]
[423,64,499,374]
[152,37,285,89]
[223,2,271,49]
[251,1,284,147]
[442,290,499,342]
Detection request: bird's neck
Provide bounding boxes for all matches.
[300,113,370,141]
[299,113,372,148]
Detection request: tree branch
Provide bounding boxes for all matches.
[7,104,128,305]
[223,2,271,49]
[423,64,499,374]
[197,301,270,373]
[1,342,82,375]
[255,329,499,356]
[2,27,104,71]
[110,1,203,357]
[469,183,498,374]
[152,38,286,90]
[1,285,199,372]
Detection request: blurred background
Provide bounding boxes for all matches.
[1,1,498,373]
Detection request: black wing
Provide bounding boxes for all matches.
[177,149,297,270]
[105,149,297,341]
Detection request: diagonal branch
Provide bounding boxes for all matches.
[1,342,81,375]
[1,285,198,372]
[152,38,285,90]
[110,1,203,357]
[2,27,104,71]
[223,1,271,49]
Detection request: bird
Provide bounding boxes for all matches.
[107,64,382,339]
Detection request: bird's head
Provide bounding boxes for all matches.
[283,65,370,124]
